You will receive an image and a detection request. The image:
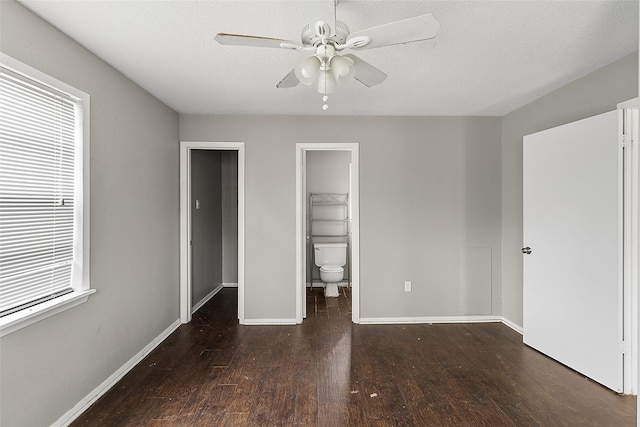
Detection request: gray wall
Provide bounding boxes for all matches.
[306,150,352,283]
[0,2,180,426]
[307,151,351,195]
[179,115,502,319]
[191,150,223,304]
[501,52,638,327]
[222,151,238,284]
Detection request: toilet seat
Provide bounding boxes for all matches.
[320,265,343,273]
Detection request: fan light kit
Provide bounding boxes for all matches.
[215,10,440,109]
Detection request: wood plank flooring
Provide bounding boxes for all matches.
[71,288,636,426]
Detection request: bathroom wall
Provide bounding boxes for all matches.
[179,115,502,320]
[0,2,180,426]
[222,151,239,285]
[306,150,352,284]
[501,51,638,328]
[191,150,223,304]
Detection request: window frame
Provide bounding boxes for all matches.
[0,53,93,337]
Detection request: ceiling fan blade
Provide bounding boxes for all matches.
[346,13,440,50]
[342,54,387,87]
[276,69,300,89]
[215,33,303,50]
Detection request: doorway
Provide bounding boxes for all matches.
[296,143,360,323]
[180,142,245,324]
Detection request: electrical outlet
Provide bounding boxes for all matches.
[404,281,412,292]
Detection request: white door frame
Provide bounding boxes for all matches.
[620,107,636,395]
[180,141,245,324]
[618,99,639,395]
[296,143,360,323]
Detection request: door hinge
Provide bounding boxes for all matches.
[621,134,632,149]
[621,340,631,355]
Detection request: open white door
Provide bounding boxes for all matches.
[523,110,623,392]
[302,150,307,319]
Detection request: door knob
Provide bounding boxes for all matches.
[521,247,532,254]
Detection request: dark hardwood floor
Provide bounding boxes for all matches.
[71,287,636,426]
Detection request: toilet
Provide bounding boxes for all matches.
[314,243,347,297]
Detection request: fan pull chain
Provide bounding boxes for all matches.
[333,0,337,36]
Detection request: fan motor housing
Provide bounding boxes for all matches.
[301,21,349,47]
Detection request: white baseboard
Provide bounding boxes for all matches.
[243,318,297,325]
[223,282,238,288]
[192,283,224,314]
[500,316,523,335]
[359,315,502,325]
[357,315,524,336]
[53,318,181,427]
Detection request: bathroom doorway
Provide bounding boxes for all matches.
[180,142,245,324]
[296,143,360,323]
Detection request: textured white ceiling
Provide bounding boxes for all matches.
[17,0,639,116]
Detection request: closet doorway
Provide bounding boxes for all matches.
[180,142,245,324]
[296,143,360,323]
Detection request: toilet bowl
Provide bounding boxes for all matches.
[314,243,347,298]
[320,265,343,297]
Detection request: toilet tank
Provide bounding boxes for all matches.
[313,243,347,267]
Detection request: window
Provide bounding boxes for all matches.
[0,54,92,337]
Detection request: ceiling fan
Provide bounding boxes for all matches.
[214,11,440,95]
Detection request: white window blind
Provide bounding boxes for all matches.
[0,67,82,317]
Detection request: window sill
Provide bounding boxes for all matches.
[0,289,96,338]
